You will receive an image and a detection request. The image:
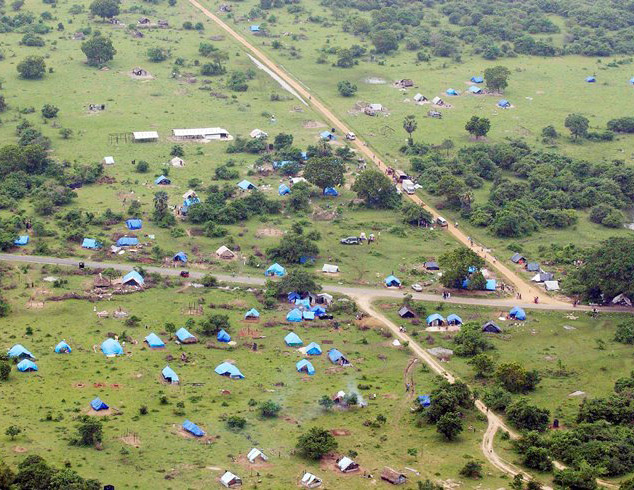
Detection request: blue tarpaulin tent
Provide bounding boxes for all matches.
[301,151,308,160]
[320,131,335,140]
[126,219,142,230]
[54,341,71,354]
[14,236,29,246]
[468,85,482,94]
[446,88,458,95]
[273,160,293,169]
[265,263,286,276]
[426,313,445,326]
[485,279,497,291]
[162,365,179,384]
[245,308,260,319]
[217,329,231,342]
[284,332,303,346]
[173,251,188,263]
[327,348,350,366]
[471,76,483,83]
[176,327,197,343]
[418,395,431,407]
[215,362,244,379]
[296,359,315,375]
[447,314,462,325]
[278,184,291,196]
[310,305,326,316]
[303,311,315,320]
[238,179,256,190]
[116,237,139,247]
[497,99,511,108]
[287,308,303,322]
[122,270,144,286]
[295,298,310,309]
[287,291,301,302]
[91,397,108,411]
[182,420,205,437]
[305,342,322,355]
[323,187,338,197]
[509,306,526,320]
[384,275,401,287]
[154,175,171,185]
[250,25,260,32]
[145,333,165,348]
[101,338,123,356]
[586,76,596,82]
[82,238,100,249]
[630,77,634,85]
[17,359,37,372]
[8,344,34,360]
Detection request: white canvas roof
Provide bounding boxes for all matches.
[250,128,267,138]
[247,448,268,463]
[216,245,235,258]
[544,280,560,291]
[290,177,307,185]
[301,472,322,487]
[338,457,355,471]
[133,131,159,140]
[612,293,632,306]
[172,128,229,137]
[322,264,339,273]
[103,156,115,164]
[220,471,241,487]
[413,93,426,101]
[171,157,184,166]
[432,96,443,104]
[368,103,383,111]
[183,189,197,200]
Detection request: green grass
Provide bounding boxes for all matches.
[0,264,508,488]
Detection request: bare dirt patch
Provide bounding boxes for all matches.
[364,77,386,84]
[330,429,351,436]
[13,446,27,453]
[120,433,141,448]
[255,227,284,238]
[73,382,86,388]
[86,408,120,417]
[175,426,216,444]
[302,120,327,129]
[236,454,273,469]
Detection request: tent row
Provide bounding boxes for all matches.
[425,313,463,326]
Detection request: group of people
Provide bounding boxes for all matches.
[441,291,452,300]
[358,232,377,243]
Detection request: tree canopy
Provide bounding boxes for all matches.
[303,157,345,190]
[81,36,116,67]
[351,170,400,209]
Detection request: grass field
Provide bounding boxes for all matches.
[0,264,509,488]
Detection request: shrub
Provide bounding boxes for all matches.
[459,461,482,478]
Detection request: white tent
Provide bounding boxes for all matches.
[322,264,339,274]
[247,448,268,463]
[290,177,307,185]
[216,245,235,259]
[183,189,197,200]
[337,456,359,472]
[612,293,633,307]
[103,156,115,165]
[301,472,322,488]
[132,131,159,142]
[171,157,185,167]
[432,96,444,105]
[368,103,383,111]
[250,129,268,139]
[544,280,560,291]
[413,93,427,102]
[220,471,242,488]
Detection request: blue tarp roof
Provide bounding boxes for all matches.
[238,179,256,190]
[303,311,315,320]
[184,197,200,207]
[17,359,37,372]
[296,359,315,375]
[287,308,303,322]
[116,237,139,247]
[14,236,29,246]
[295,298,310,308]
[173,251,188,262]
[250,25,260,31]
[278,184,291,195]
[155,175,170,185]
[385,275,401,286]
[217,329,231,342]
[586,76,596,82]
[320,131,335,140]
[446,88,458,95]
[145,333,165,348]
[305,342,322,355]
[485,279,497,291]
[122,270,144,286]
[301,151,308,160]
[630,77,634,84]
[284,332,303,346]
[91,397,108,411]
[323,187,338,196]
[273,160,293,169]
[526,262,540,272]
[509,306,526,320]
[418,394,431,407]
[215,362,244,379]
[299,256,316,264]
[8,344,34,359]
[310,305,326,316]
[447,314,462,324]
[426,313,445,324]
[176,327,196,342]
[82,238,100,249]
[471,76,483,83]
[265,263,286,276]
[162,365,179,384]
[54,341,71,354]
[468,85,482,93]
[245,308,260,318]
[182,419,205,437]
[328,348,345,363]
[497,99,510,108]
[126,219,142,230]
[101,338,123,356]
[287,292,301,301]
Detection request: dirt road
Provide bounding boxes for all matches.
[186,0,561,305]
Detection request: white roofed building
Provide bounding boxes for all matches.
[172,128,231,140]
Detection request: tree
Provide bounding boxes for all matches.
[170,145,184,157]
[506,399,550,432]
[296,427,338,460]
[259,400,281,418]
[523,446,553,472]
[73,416,103,446]
[459,460,482,478]
[337,80,357,97]
[273,133,293,149]
[227,71,248,91]
[5,425,21,440]
[89,0,119,19]
[371,29,399,54]
[277,269,321,295]
[199,313,230,336]
[318,395,334,410]
[403,115,418,145]
[469,353,496,378]
[0,461,15,489]
[436,412,463,440]
[0,362,10,381]
[153,191,168,222]
[303,157,344,191]
[541,125,558,141]
[401,201,432,227]
[266,234,319,265]
[14,456,54,490]
[465,116,491,139]
[495,362,540,393]
[438,247,485,289]
[147,47,168,62]
[0,95,7,113]
[484,65,511,92]
[614,320,634,344]
[81,36,116,67]
[41,104,59,119]
[565,114,589,140]
[226,415,246,430]
[553,463,598,490]
[17,56,46,79]
[136,161,149,173]
[511,474,524,490]
[352,170,401,209]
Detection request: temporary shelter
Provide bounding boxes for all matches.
[497,99,511,108]
[250,25,260,32]
[122,270,144,287]
[162,365,179,384]
[247,448,268,463]
[509,306,526,320]
[613,294,633,306]
[413,93,428,102]
[265,263,286,277]
[216,245,236,259]
[103,156,115,165]
[54,341,71,354]
[468,85,482,94]
[510,253,526,264]
[250,129,268,139]
[305,342,322,355]
[586,76,596,82]
[337,457,359,473]
[172,128,230,140]
[532,272,554,283]
[220,471,242,488]
[215,362,244,379]
[446,88,458,96]
[320,130,335,140]
[287,309,303,322]
[447,314,463,325]
[525,262,540,272]
[384,275,401,287]
[426,313,445,326]
[217,329,231,342]
[295,298,310,309]
[82,238,101,249]
[278,184,291,196]
[323,187,338,197]
[471,76,484,83]
[544,280,560,291]
[132,131,159,142]
[116,237,139,247]
[16,359,37,372]
[482,321,502,333]
[176,327,197,343]
[485,279,497,291]
[14,236,29,246]
[237,180,256,190]
[322,264,339,273]
[300,472,322,488]
[381,467,407,485]
[284,332,303,346]
[8,344,34,360]
[91,397,108,411]
[296,359,315,375]
[154,175,170,185]
[101,338,123,356]
[328,348,350,366]
[173,251,188,263]
[182,419,205,437]
[144,333,165,348]
[303,311,315,320]
[398,306,416,318]
[126,219,142,230]
[425,261,440,270]
[417,395,431,407]
[244,308,260,319]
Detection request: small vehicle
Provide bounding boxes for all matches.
[345,132,356,140]
[180,270,190,278]
[340,236,360,245]
[411,283,423,292]
[436,216,448,227]
[402,179,416,195]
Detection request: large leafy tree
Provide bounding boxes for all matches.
[484,65,511,92]
[465,116,491,139]
[351,170,400,209]
[81,36,116,67]
[89,0,120,19]
[296,427,338,460]
[564,113,589,140]
[278,269,322,294]
[401,201,432,226]
[438,247,485,289]
[403,115,417,145]
[303,157,344,191]
[16,56,46,79]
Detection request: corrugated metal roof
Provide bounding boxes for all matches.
[132,131,159,140]
[172,128,229,137]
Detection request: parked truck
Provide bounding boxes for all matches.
[401,179,416,194]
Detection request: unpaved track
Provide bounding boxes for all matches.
[187,0,561,305]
